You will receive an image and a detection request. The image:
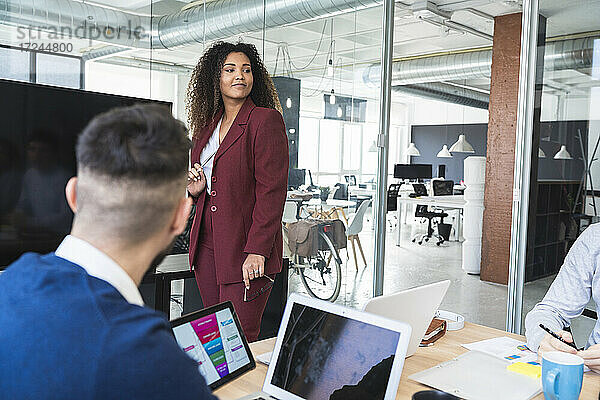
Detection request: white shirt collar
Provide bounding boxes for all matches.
[55,235,144,306]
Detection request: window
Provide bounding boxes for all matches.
[36,53,81,88]
[0,47,30,82]
[298,117,319,172]
[343,124,362,171]
[319,119,341,173]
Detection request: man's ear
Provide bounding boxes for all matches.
[65,177,78,213]
[172,197,192,236]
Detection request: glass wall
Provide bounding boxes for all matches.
[3,0,558,330]
[0,1,387,313]
[387,3,507,329]
[521,0,600,344]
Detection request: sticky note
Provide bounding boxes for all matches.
[507,362,542,379]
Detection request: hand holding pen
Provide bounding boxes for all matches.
[187,162,206,197]
[538,324,580,356]
[187,149,217,197]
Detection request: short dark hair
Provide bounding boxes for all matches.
[74,104,191,243]
[77,103,190,181]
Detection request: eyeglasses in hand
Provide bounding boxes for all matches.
[243,275,275,302]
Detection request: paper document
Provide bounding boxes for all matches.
[409,351,542,400]
[462,337,538,364]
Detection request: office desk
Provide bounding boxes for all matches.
[396,195,466,246]
[349,185,376,197]
[141,254,193,318]
[213,322,600,399]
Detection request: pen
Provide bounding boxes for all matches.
[189,149,218,182]
[539,324,579,350]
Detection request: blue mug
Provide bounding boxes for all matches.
[542,351,584,400]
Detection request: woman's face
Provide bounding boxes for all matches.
[219,52,253,102]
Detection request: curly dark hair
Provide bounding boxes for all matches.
[186,41,282,138]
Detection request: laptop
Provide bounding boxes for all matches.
[238,293,412,400]
[363,280,450,357]
[170,301,256,390]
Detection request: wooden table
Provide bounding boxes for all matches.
[214,322,600,399]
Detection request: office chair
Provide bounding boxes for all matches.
[333,183,349,200]
[345,200,371,270]
[412,204,448,246]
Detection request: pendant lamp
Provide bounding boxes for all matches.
[437,145,452,158]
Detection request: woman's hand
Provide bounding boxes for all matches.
[242,254,265,289]
[187,162,206,197]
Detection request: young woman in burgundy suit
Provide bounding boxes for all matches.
[186,42,288,342]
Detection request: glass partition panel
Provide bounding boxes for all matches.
[521,0,600,346]
[388,2,508,329]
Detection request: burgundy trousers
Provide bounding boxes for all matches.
[193,194,273,342]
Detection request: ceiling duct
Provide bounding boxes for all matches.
[0,0,384,50]
[363,36,599,86]
[392,82,489,109]
[0,0,151,48]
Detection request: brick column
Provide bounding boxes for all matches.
[480,14,523,284]
[480,13,546,284]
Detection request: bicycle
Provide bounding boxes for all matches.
[282,220,344,302]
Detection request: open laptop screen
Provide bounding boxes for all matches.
[171,302,255,390]
[270,303,401,400]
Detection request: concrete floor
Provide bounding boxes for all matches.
[287,214,596,344]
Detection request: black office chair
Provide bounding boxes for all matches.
[333,182,349,200]
[412,204,448,246]
[432,180,454,196]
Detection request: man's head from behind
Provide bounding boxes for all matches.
[65,104,191,278]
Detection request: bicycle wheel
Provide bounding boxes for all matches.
[298,230,342,302]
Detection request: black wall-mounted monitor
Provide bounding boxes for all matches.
[0,79,171,267]
[393,164,433,180]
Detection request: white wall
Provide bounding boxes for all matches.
[410,97,489,125]
[85,61,180,117]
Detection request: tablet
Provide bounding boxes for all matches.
[170,301,256,390]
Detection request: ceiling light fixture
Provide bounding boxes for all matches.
[449,135,475,153]
[538,148,546,158]
[437,145,452,158]
[406,142,421,157]
[554,145,573,160]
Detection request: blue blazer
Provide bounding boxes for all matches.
[0,253,217,400]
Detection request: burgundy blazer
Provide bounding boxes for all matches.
[188,97,289,284]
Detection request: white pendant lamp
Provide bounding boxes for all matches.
[449,134,475,153]
[538,148,546,158]
[327,58,334,77]
[554,145,573,160]
[437,145,452,158]
[329,89,336,104]
[368,141,377,152]
[406,142,421,157]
